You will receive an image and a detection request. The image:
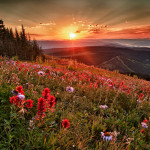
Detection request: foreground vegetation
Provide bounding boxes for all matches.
[0,56,150,149]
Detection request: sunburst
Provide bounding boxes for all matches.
[69,32,76,40]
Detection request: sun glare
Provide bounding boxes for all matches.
[69,32,76,40]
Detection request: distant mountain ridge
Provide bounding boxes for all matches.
[42,45,150,76]
[38,39,150,49]
[99,56,150,74]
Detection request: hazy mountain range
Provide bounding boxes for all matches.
[38,39,150,78]
[38,39,150,49]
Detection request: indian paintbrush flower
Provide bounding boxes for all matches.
[48,95,56,108]
[37,97,46,120]
[26,99,33,109]
[10,96,20,106]
[16,86,24,94]
[42,88,50,99]
[62,119,70,128]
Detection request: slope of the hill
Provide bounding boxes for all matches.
[99,56,150,74]
[43,46,150,75]
[0,56,150,149]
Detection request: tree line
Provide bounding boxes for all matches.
[0,20,45,61]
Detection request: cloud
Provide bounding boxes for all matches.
[109,25,150,35]
[39,22,56,26]
[75,30,81,33]
[83,25,150,39]
[29,33,45,37]
[1,0,150,39]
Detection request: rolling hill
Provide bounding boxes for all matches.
[99,56,150,74]
[42,45,150,75]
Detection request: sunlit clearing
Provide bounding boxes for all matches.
[69,32,76,40]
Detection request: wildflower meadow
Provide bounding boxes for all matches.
[0,56,149,149]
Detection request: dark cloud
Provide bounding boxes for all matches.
[1,1,150,20]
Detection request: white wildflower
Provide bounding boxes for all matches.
[101,132,112,141]
[141,122,148,128]
[17,93,25,100]
[100,105,108,109]
[66,86,74,93]
[38,71,45,76]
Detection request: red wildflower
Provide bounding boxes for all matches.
[48,96,56,108]
[26,99,33,109]
[21,64,24,68]
[37,98,46,120]
[10,96,16,104]
[42,88,50,99]
[141,129,144,133]
[62,119,70,128]
[138,93,144,100]
[18,67,22,71]
[10,96,20,106]
[16,86,24,94]
[143,119,148,124]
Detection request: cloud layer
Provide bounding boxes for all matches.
[1,0,150,39]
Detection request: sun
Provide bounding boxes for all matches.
[69,32,76,40]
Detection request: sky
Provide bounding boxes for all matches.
[0,0,150,40]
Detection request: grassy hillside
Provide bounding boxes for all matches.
[99,56,150,74]
[43,46,150,75]
[0,56,150,149]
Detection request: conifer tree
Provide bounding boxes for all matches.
[0,20,44,61]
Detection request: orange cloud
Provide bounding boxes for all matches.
[107,25,150,38]
[83,25,150,39]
